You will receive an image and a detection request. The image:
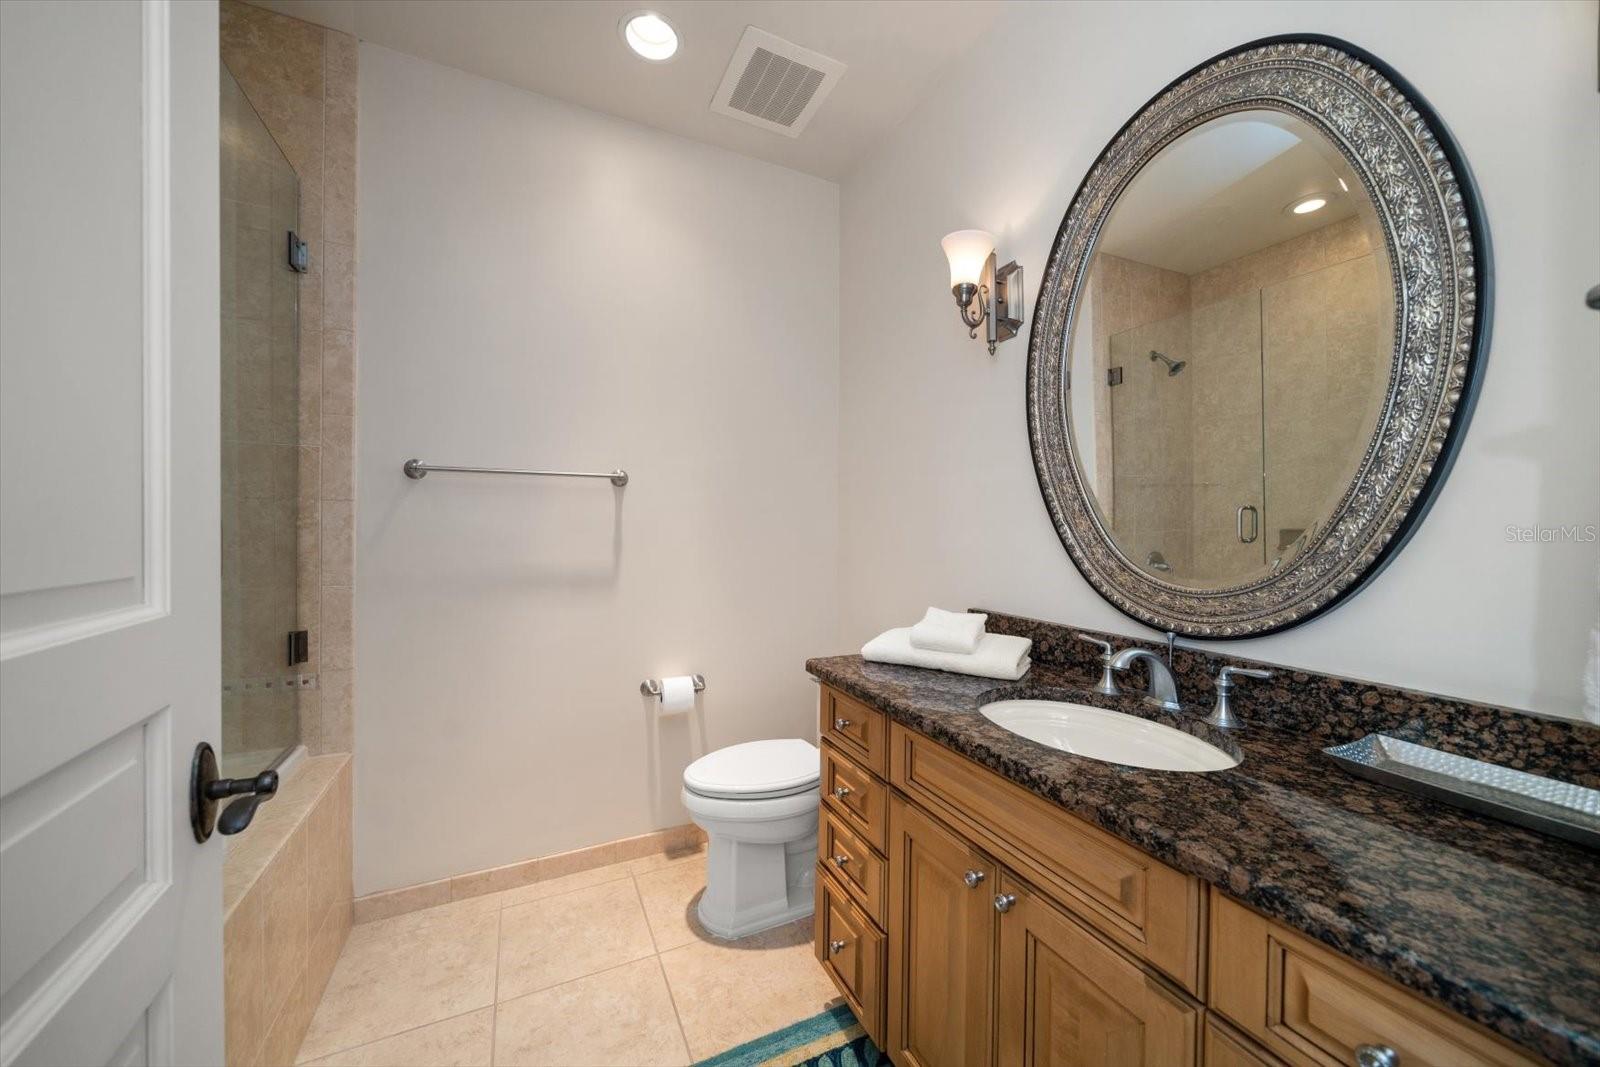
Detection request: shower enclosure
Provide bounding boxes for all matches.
[220,64,304,777]
[1105,250,1389,585]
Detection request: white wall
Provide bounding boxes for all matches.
[839,1,1600,718]
[356,46,839,894]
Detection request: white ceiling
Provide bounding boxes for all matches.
[246,0,1007,180]
[1098,111,1363,276]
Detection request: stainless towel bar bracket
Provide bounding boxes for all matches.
[403,459,628,487]
[640,675,706,698]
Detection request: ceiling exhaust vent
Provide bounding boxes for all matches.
[710,26,845,138]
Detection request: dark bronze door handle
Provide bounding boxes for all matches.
[190,741,279,842]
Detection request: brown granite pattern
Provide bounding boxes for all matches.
[808,622,1600,1063]
[980,610,1600,787]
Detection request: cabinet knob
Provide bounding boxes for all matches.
[832,854,850,867]
[834,717,852,730]
[828,938,848,955]
[963,869,986,888]
[993,893,1017,914]
[1356,1046,1398,1067]
[833,785,852,799]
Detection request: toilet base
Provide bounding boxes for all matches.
[697,880,814,940]
[695,830,817,940]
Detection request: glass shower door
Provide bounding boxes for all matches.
[220,63,302,778]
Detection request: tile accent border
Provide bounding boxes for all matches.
[353,824,708,924]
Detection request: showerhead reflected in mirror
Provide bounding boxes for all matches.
[1064,109,1395,590]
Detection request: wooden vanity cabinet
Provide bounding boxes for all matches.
[1209,893,1540,1067]
[816,688,891,1050]
[813,685,1546,1067]
[995,871,1199,1066]
[886,794,997,1067]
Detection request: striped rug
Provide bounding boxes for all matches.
[694,1004,884,1067]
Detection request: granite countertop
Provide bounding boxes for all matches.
[805,653,1600,1065]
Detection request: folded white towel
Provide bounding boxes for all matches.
[862,627,1031,681]
[909,607,988,654]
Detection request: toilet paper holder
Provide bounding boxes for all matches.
[640,675,706,698]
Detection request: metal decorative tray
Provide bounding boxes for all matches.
[1323,733,1600,851]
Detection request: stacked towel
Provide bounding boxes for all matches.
[862,626,1032,681]
[909,607,988,654]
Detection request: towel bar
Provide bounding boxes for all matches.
[403,459,628,486]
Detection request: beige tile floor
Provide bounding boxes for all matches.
[295,847,843,1066]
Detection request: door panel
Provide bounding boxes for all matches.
[0,2,222,1064]
[887,794,996,1067]
[996,874,1197,1067]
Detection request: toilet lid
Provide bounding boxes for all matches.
[684,739,820,800]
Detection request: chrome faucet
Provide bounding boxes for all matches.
[1204,665,1274,730]
[1108,647,1182,712]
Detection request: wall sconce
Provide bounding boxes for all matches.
[941,229,1023,355]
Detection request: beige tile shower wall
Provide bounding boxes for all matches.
[1084,254,1191,528]
[1261,253,1391,549]
[1188,289,1266,582]
[221,1,357,754]
[1187,216,1390,573]
[1189,215,1372,309]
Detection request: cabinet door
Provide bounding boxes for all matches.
[995,874,1198,1067]
[887,794,997,1067]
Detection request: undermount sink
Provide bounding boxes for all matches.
[980,699,1239,772]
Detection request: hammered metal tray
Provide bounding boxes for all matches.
[1324,733,1600,850]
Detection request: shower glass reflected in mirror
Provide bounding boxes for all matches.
[220,62,303,778]
[1066,109,1395,589]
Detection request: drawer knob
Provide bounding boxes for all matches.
[828,938,848,955]
[963,869,986,888]
[993,893,1017,914]
[833,785,852,799]
[1356,1047,1398,1067]
[834,717,852,730]
[832,854,850,867]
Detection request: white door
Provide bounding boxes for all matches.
[0,2,223,1065]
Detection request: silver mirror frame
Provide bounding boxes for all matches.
[1027,36,1490,638]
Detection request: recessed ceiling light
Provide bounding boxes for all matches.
[1289,195,1328,215]
[621,11,678,62]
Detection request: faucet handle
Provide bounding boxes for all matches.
[1206,665,1274,730]
[1217,666,1273,687]
[1075,633,1120,697]
[1075,633,1113,657]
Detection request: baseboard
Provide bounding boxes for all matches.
[353,823,708,924]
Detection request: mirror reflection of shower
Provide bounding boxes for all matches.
[1149,350,1187,376]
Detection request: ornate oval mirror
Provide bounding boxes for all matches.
[1028,37,1489,638]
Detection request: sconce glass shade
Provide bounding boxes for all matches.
[941,229,995,290]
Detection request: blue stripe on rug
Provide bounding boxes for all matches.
[694,1004,883,1067]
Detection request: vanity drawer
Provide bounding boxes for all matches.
[820,685,888,777]
[822,742,888,854]
[819,805,886,927]
[816,866,885,1049]
[890,722,1203,993]
[1204,1017,1285,1067]
[1208,892,1539,1067]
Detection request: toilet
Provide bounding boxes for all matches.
[681,738,820,939]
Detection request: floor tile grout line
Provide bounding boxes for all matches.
[491,905,503,1067]
[638,873,701,1063]
[634,872,665,956]
[294,1005,492,1065]
[651,951,695,1066]
[306,850,710,1065]
[495,878,659,1005]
